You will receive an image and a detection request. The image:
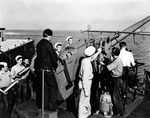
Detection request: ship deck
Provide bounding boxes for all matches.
[0,39,33,52]
[37,89,147,118]
[0,72,149,118]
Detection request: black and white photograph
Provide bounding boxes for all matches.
[0,0,150,118]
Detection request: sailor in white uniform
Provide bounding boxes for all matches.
[54,42,62,56]
[78,46,102,118]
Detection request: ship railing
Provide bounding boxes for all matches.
[0,39,35,68]
[123,60,145,104]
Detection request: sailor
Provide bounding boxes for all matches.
[65,36,75,50]
[54,42,62,56]
[119,42,136,88]
[34,29,58,111]
[66,36,73,46]
[105,47,124,117]
[119,42,135,67]
[78,46,102,118]
[0,62,14,118]
[11,55,29,104]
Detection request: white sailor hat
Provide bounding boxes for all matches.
[0,62,7,67]
[84,46,96,57]
[54,42,62,49]
[15,55,22,61]
[66,36,73,42]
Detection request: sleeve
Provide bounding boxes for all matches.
[107,58,117,71]
[46,42,58,70]
[10,67,16,79]
[130,53,135,66]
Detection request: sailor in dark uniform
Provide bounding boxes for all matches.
[34,29,58,111]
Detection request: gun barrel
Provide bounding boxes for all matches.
[111,15,150,47]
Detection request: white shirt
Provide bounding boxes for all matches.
[11,64,25,79]
[0,70,12,88]
[119,48,135,67]
[107,56,123,77]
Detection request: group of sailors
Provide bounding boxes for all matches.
[0,28,136,118]
[78,41,136,118]
[0,55,30,118]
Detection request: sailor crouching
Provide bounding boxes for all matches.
[0,62,14,118]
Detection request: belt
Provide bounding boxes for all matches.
[40,69,53,73]
[112,76,122,79]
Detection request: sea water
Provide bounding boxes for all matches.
[5,30,150,80]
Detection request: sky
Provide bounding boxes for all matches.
[0,0,150,31]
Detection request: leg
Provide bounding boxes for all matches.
[45,72,58,111]
[34,72,42,109]
[2,94,10,118]
[112,79,124,115]
[22,80,28,102]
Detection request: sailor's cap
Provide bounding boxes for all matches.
[84,46,96,57]
[15,55,22,61]
[54,42,62,49]
[0,62,7,67]
[66,36,73,42]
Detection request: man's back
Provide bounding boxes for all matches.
[35,39,57,70]
[119,48,135,67]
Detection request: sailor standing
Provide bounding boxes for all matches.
[0,62,14,118]
[106,47,124,117]
[66,36,73,46]
[78,46,102,118]
[11,55,29,103]
[54,42,62,56]
[34,29,58,111]
[119,42,136,88]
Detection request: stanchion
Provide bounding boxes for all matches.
[42,69,45,118]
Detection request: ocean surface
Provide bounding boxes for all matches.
[5,29,150,80]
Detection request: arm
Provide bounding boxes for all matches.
[30,54,37,74]
[107,58,118,71]
[10,67,16,79]
[47,42,58,70]
[91,48,102,61]
[130,53,135,66]
[21,71,29,80]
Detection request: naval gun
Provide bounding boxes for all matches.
[111,15,150,47]
[54,15,150,101]
[85,15,150,53]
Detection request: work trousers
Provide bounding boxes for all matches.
[35,69,58,111]
[1,89,13,118]
[16,79,28,104]
[111,77,124,115]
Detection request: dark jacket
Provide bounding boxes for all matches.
[35,39,58,70]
